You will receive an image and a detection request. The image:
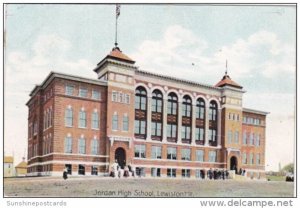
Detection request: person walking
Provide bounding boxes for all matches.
[63,166,68,180]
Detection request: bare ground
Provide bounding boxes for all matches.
[4,176,294,198]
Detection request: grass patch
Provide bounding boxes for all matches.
[267,175,285,181]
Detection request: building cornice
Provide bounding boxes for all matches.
[136,70,221,92]
[26,71,108,105]
[243,108,270,115]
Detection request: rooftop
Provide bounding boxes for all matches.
[4,156,14,163]
[215,73,243,89]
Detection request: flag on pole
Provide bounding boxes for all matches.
[116,4,121,18]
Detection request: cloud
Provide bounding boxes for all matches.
[131,26,295,84]
[4,34,95,163]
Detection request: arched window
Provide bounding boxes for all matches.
[182,95,192,117]
[167,93,178,115]
[196,98,205,119]
[209,101,218,121]
[152,90,163,113]
[135,86,147,110]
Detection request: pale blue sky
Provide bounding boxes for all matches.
[4,4,296,170]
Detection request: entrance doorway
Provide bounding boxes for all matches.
[230,156,238,173]
[115,147,126,169]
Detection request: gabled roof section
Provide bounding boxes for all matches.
[215,74,243,89]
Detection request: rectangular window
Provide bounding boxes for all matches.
[250,153,254,164]
[78,138,86,154]
[181,126,191,140]
[195,170,201,178]
[112,114,118,130]
[243,116,247,123]
[78,164,85,175]
[167,124,177,138]
[242,153,247,164]
[64,137,72,153]
[249,133,254,145]
[243,131,247,145]
[65,85,74,96]
[91,166,98,175]
[92,112,99,129]
[112,91,118,102]
[182,169,190,178]
[167,168,176,178]
[256,134,260,146]
[119,92,124,103]
[122,115,129,131]
[228,130,232,144]
[196,150,204,162]
[167,147,177,160]
[79,87,88,98]
[151,168,161,177]
[235,131,239,143]
[209,129,216,142]
[151,146,162,159]
[135,120,146,135]
[208,151,217,162]
[195,127,204,141]
[152,99,162,113]
[91,139,99,155]
[65,108,73,127]
[79,111,87,128]
[134,144,146,158]
[136,167,145,177]
[181,148,191,161]
[125,94,130,104]
[92,90,101,100]
[151,122,162,137]
[256,154,260,165]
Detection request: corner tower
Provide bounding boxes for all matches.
[215,72,245,172]
[93,46,137,168]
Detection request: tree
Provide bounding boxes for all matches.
[282,163,294,174]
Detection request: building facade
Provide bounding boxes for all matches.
[4,156,14,177]
[26,47,268,179]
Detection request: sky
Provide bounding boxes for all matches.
[4,4,296,171]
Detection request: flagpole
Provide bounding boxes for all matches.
[115,11,118,47]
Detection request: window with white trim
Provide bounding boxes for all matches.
[65,108,73,127]
[65,85,74,96]
[208,151,217,162]
[79,87,88,98]
[196,150,204,162]
[122,115,129,131]
[79,109,87,128]
[91,139,99,155]
[92,90,101,100]
[112,114,118,130]
[151,146,162,159]
[65,136,72,153]
[167,147,177,160]
[92,111,99,129]
[167,168,176,178]
[181,148,191,161]
[78,137,86,154]
[134,144,146,158]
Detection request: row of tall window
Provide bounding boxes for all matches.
[137,167,209,178]
[65,107,100,129]
[134,86,218,143]
[28,121,38,138]
[228,113,240,121]
[43,107,53,130]
[227,130,239,144]
[112,113,129,131]
[242,131,261,146]
[242,153,261,165]
[43,134,52,155]
[135,87,218,120]
[65,85,101,100]
[134,144,217,162]
[28,143,38,158]
[64,136,100,155]
[112,91,130,104]
[243,117,261,126]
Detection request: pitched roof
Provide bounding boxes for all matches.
[215,74,243,89]
[15,161,27,169]
[4,156,14,163]
[106,47,135,64]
